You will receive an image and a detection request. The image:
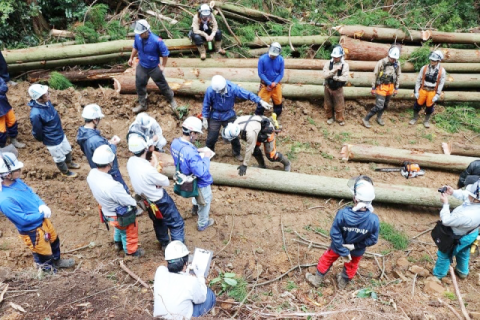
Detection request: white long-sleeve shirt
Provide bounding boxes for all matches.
[128,120,167,151]
[126,156,169,202]
[86,169,136,217]
[441,190,480,235]
[153,266,207,319]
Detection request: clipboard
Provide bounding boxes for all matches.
[191,247,213,277]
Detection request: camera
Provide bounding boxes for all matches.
[438,186,447,193]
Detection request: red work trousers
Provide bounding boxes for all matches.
[316,248,362,280]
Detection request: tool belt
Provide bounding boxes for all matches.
[115,206,137,228]
[423,86,436,92]
[376,75,394,85]
[326,78,345,90]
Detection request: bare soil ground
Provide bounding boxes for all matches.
[0,82,479,319]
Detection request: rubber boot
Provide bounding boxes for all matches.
[133,104,147,114]
[362,110,375,128]
[192,205,199,216]
[254,154,267,169]
[214,41,226,55]
[336,273,349,290]
[376,110,385,126]
[327,118,334,125]
[10,137,25,149]
[53,258,75,268]
[65,152,80,169]
[56,161,78,178]
[423,114,432,128]
[114,242,123,252]
[197,44,207,60]
[305,272,324,288]
[129,248,145,257]
[280,156,291,172]
[409,110,420,125]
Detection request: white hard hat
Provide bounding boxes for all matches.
[165,240,190,260]
[92,145,115,166]
[429,50,444,61]
[28,84,49,101]
[211,75,227,93]
[221,123,240,141]
[134,19,150,34]
[331,45,345,58]
[182,116,203,134]
[136,112,152,129]
[128,134,148,154]
[388,46,400,60]
[82,104,105,120]
[354,179,375,202]
[268,42,282,57]
[199,4,211,17]
[0,153,24,174]
[466,180,480,201]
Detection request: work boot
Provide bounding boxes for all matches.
[129,248,145,257]
[197,44,207,60]
[214,41,226,55]
[376,117,385,126]
[327,118,334,125]
[56,161,78,178]
[362,111,375,128]
[10,137,25,149]
[454,267,468,279]
[198,218,215,231]
[114,241,123,252]
[65,152,80,169]
[133,104,147,114]
[280,157,291,172]
[409,111,419,125]
[423,114,432,128]
[191,205,199,216]
[169,98,178,112]
[53,258,75,268]
[305,272,324,288]
[254,154,267,169]
[233,153,244,161]
[339,121,345,126]
[336,273,349,290]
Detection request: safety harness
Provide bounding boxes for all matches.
[376,60,399,86]
[420,64,443,92]
[326,60,345,90]
[237,115,274,142]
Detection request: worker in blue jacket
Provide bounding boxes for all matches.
[0,77,24,149]
[28,84,80,178]
[256,42,284,119]
[202,75,272,161]
[306,176,379,290]
[0,153,75,271]
[76,104,129,192]
[171,117,215,232]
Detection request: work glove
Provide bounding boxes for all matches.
[237,165,247,176]
[370,88,376,96]
[414,92,419,100]
[260,100,272,110]
[110,135,121,145]
[432,94,440,103]
[39,205,52,219]
[342,244,355,251]
[202,118,208,130]
[342,254,352,263]
[393,89,398,97]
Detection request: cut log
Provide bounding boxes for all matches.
[340,36,480,63]
[246,35,339,48]
[27,67,127,82]
[156,153,460,208]
[213,1,291,24]
[442,142,480,157]
[341,144,476,171]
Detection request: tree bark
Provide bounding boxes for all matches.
[341,144,476,172]
[49,29,75,39]
[156,153,460,208]
[247,35,339,48]
[27,67,127,83]
[213,1,291,24]
[442,142,480,157]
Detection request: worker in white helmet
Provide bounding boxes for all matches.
[323,45,349,126]
[127,112,167,152]
[189,4,225,60]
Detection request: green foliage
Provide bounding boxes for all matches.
[106,20,127,41]
[407,41,432,72]
[357,288,378,299]
[176,105,189,120]
[74,23,99,44]
[86,4,109,30]
[435,106,480,133]
[48,72,73,90]
[210,272,247,302]
[286,280,298,291]
[444,291,456,300]
[379,222,409,250]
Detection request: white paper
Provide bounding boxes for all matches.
[191,247,213,278]
[198,147,215,159]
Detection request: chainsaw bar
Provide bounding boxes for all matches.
[374,168,402,172]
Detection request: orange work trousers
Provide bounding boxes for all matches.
[417,88,436,107]
[258,83,282,105]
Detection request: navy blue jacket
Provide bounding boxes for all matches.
[330,206,379,257]
[0,77,12,117]
[28,100,65,146]
[76,126,119,173]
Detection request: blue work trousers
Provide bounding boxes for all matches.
[192,287,216,317]
[153,190,185,245]
[193,185,212,228]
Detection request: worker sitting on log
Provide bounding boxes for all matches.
[127,112,167,152]
[189,4,225,60]
[221,115,291,176]
[202,75,272,161]
[0,77,25,150]
[458,160,480,188]
[127,134,185,252]
[323,45,349,126]
[86,145,144,257]
[410,50,446,128]
[0,153,75,272]
[433,181,480,280]
[255,42,284,126]
[363,46,401,128]
[306,176,379,289]
[28,84,80,178]
[127,19,178,115]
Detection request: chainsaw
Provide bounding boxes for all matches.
[375,161,425,179]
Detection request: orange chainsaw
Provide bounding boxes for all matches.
[375,161,425,179]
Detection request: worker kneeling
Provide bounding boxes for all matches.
[306,176,379,289]
[222,115,291,176]
[154,241,216,319]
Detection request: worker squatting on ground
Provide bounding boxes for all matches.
[363,46,401,128]
[171,117,215,231]
[0,153,75,271]
[86,145,144,257]
[256,42,284,122]
[306,176,379,289]
[127,134,185,251]
[458,160,480,188]
[221,115,291,176]
[128,19,178,114]
[127,112,167,152]
[154,241,216,319]
[410,50,446,128]
[202,75,272,161]
[189,4,225,60]
[0,51,16,86]
[76,103,129,192]
[433,182,480,280]
[27,84,80,178]
[323,45,349,126]
[0,77,25,150]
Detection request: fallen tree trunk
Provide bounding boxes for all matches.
[27,67,127,82]
[49,29,75,38]
[156,153,460,208]
[341,144,476,171]
[246,35,339,48]
[442,142,480,157]
[213,1,291,24]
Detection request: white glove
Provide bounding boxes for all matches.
[146,138,154,147]
[432,94,440,103]
[39,205,52,218]
[342,244,355,251]
[110,135,121,145]
[260,100,272,110]
[414,92,419,99]
[202,118,208,130]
